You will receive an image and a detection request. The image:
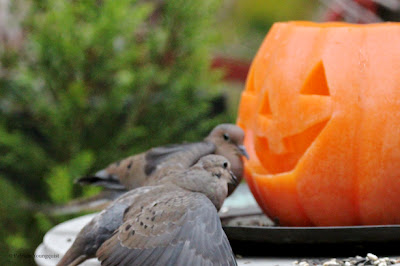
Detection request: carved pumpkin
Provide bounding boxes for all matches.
[237,22,400,226]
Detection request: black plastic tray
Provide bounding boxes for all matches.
[221,184,400,256]
[223,225,400,256]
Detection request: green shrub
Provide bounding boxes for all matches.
[0,0,227,264]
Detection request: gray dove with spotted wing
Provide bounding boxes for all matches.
[77,124,248,195]
[57,155,238,266]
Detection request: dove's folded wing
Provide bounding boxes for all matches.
[76,142,215,190]
[96,190,237,266]
[144,142,216,176]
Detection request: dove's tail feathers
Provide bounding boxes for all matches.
[57,249,88,266]
[75,170,126,190]
[41,190,125,216]
[76,176,126,190]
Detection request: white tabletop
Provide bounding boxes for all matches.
[35,212,299,266]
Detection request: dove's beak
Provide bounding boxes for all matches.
[229,171,239,187]
[238,145,250,160]
[227,171,239,195]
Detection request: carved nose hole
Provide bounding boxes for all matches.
[259,91,272,117]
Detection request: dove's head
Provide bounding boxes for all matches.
[181,154,237,210]
[205,124,248,194]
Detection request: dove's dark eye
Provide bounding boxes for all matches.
[223,133,230,141]
[223,162,228,169]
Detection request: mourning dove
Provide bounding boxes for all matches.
[57,155,237,266]
[77,123,248,195]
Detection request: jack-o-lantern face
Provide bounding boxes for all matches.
[238,22,400,226]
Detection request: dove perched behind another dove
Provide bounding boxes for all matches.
[57,155,238,266]
[77,123,248,195]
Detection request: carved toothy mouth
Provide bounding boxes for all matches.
[254,60,333,174]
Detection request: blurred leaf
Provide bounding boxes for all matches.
[6,234,28,251]
[46,166,72,204]
[68,151,95,179]
[35,213,54,233]
[46,151,94,203]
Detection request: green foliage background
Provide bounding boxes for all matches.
[0,0,229,264]
[0,0,319,264]
[216,0,319,59]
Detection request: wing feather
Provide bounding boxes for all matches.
[144,142,216,177]
[97,190,236,265]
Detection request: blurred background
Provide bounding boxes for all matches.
[1,0,400,264]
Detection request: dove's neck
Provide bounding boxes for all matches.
[215,145,243,177]
[164,168,227,210]
[204,138,244,181]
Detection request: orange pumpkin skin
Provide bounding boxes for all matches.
[238,22,400,226]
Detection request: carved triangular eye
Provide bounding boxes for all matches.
[300,61,330,96]
[215,173,221,178]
